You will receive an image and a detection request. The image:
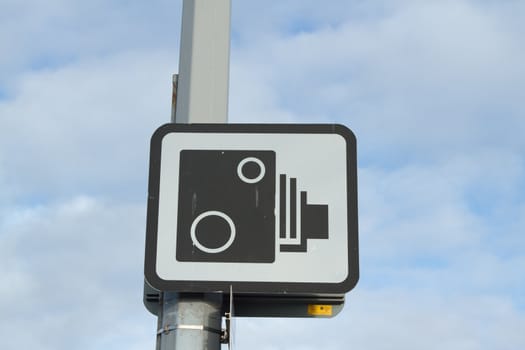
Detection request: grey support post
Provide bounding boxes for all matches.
[175,0,231,123]
[157,293,223,349]
[156,0,231,349]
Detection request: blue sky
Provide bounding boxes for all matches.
[1,0,524,349]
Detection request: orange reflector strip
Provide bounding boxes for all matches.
[307,304,333,316]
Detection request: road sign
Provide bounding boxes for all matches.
[144,123,358,295]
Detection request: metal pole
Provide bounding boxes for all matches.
[175,0,231,123]
[157,293,223,349]
[157,0,231,349]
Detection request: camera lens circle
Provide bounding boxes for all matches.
[237,157,265,184]
[190,211,236,254]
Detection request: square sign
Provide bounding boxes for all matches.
[144,123,359,295]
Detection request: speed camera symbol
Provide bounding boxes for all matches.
[176,150,329,263]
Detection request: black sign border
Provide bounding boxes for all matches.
[144,123,359,295]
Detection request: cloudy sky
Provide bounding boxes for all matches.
[1,0,524,349]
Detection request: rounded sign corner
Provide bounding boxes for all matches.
[145,268,173,292]
[151,123,173,142]
[332,124,357,145]
[339,270,359,294]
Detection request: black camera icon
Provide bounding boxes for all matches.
[176,150,329,263]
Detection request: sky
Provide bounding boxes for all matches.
[1,0,524,349]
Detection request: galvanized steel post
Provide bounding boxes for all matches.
[156,0,231,349]
[157,293,223,349]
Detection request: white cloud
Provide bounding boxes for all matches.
[0,196,155,349]
[361,154,510,253]
[229,0,525,159]
[0,0,181,88]
[0,50,176,200]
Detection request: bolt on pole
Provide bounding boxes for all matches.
[156,0,232,349]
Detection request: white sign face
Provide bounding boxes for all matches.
[145,124,358,294]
